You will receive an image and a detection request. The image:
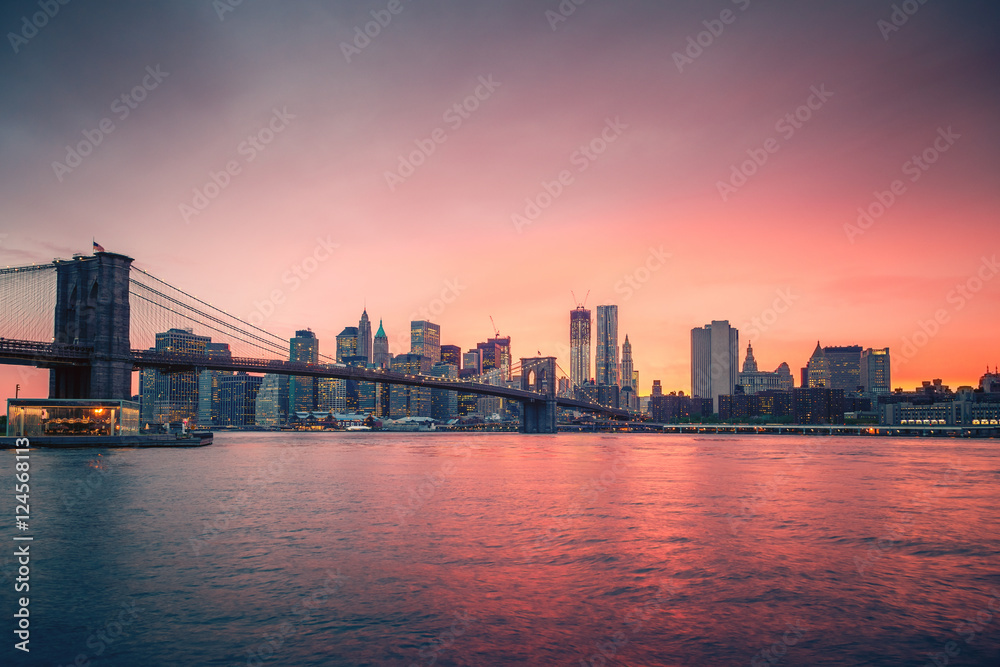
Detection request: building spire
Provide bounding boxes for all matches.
[742,341,758,373]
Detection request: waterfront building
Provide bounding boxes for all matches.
[217,372,262,427]
[793,387,845,425]
[289,329,319,413]
[457,367,480,416]
[648,393,713,423]
[141,327,210,425]
[429,362,459,420]
[197,342,233,426]
[255,374,284,428]
[390,353,431,418]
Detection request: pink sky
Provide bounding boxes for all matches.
[1,0,998,402]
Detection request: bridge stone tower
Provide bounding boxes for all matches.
[49,252,134,400]
[519,356,557,434]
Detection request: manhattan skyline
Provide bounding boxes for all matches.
[1,0,998,401]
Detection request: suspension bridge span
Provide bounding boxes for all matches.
[0,252,628,433]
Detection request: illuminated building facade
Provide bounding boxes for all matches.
[824,345,863,392]
[289,329,319,413]
[141,327,209,424]
[570,306,591,389]
[860,347,891,397]
[336,327,359,362]
[595,305,619,387]
[411,320,441,372]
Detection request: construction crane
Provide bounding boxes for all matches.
[489,315,500,339]
[571,290,590,309]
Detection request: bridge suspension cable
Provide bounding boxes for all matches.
[0,263,56,343]
[129,266,337,362]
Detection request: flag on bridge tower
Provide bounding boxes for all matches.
[93,240,106,253]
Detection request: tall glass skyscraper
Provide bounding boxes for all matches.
[289,329,319,413]
[570,306,591,388]
[860,347,891,397]
[142,327,209,424]
[336,327,359,362]
[691,320,738,412]
[595,305,619,387]
[410,320,441,372]
[824,345,863,392]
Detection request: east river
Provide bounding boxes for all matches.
[2,432,999,666]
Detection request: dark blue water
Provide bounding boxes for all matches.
[2,433,999,666]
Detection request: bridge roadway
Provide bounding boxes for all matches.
[0,338,629,418]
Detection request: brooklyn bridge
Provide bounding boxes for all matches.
[0,251,628,433]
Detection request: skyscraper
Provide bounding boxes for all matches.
[621,334,635,391]
[477,336,511,380]
[289,329,319,413]
[463,349,482,375]
[860,347,891,397]
[440,344,462,369]
[142,327,210,424]
[357,309,373,363]
[429,361,459,420]
[255,374,284,428]
[217,373,262,427]
[595,305,619,387]
[197,342,232,426]
[336,327,359,362]
[570,306,591,389]
[620,334,637,411]
[806,342,829,388]
[824,345,863,392]
[410,320,441,372]
[373,320,391,369]
[390,353,431,417]
[691,320,738,412]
